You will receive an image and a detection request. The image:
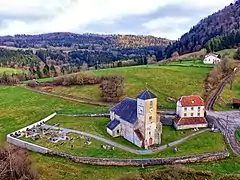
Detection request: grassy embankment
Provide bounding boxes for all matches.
[37,65,210,109]
[0,86,239,180]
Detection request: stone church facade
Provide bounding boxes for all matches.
[106,90,162,149]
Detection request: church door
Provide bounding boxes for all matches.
[149,138,153,146]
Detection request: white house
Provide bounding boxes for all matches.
[203,53,221,64]
[175,95,208,130]
[106,90,162,149]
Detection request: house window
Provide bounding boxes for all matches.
[197,113,200,116]
[184,113,187,117]
[191,113,194,117]
[184,107,187,111]
[198,107,201,111]
[150,101,153,108]
[191,107,194,110]
[149,132,151,135]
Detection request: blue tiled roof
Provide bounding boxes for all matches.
[109,98,138,124]
[106,119,120,130]
[136,90,157,100]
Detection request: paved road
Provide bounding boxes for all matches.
[207,111,240,155]
[206,67,240,111]
[44,125,209,155]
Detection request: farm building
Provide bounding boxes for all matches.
[203,53,221,64]
[175,95,208,130]
[106,90,162,149]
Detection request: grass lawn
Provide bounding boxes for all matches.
[166,60,214,68]
[0,85,238,179]
[217,49,237,59]
[236,130,240,142]
[47,116,195,149]
[20,130,225,159]
[214,71,240,111]
[24,77,55,83]
[38,65,210,109]
[0,67,25,74]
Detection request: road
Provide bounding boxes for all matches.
[206,67,240,111]
[207,111,240,155]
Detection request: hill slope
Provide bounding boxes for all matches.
[164,0,240,58]
[0,33,171,49]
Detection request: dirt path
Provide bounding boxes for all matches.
[25,86,112,107]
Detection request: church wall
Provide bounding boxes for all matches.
[122,124,134,144]
[133,132,142,148]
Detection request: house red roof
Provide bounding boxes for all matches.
[179,95,205,107]
[175,117,208,126]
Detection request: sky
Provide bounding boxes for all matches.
[0,0,234,40]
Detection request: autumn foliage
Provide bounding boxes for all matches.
[100,75,124,102]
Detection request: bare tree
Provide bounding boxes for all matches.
[0,145,38,180]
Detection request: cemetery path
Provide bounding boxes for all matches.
[44,125,209,155]
[207,111,240,155]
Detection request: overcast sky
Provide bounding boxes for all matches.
[0,0,234,40]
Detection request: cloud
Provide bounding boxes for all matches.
[0,0,234,39]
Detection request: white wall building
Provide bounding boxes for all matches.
[203,53,221,64]
[106,90,162,149]
[175,95,208,130]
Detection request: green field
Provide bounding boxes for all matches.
[166,60,214,68]
[236,130,240,142]
[0,67,24,74]
[38,65,210,109]
[0,86,239,179]
[217,49,237,59]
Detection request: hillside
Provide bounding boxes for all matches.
[0,33,171,49]
[0,48,40,68]
[163,0,240,58]
[0,33,172,68]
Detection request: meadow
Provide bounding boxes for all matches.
[0,86,239,179]
[166,59,214,68]
[38,65,210,109]
[0,67,25,74]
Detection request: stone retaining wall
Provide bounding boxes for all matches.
[7,136,49,154]
[48,151,229,166]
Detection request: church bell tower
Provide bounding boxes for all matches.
[137,90,162,149]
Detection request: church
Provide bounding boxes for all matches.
[106,90,162,149]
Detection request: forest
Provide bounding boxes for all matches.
[162,0,240,59]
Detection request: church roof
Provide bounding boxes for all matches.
[106,119,120,130]
[109,98,138,124]
[136,90,157,100]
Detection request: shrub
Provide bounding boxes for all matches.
[0,73,20,85]
[100,75,124,102]
[27,80,38,88]
[53,73,101,86]
[0,145,38,180]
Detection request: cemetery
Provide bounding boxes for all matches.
[7,111,227,161]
